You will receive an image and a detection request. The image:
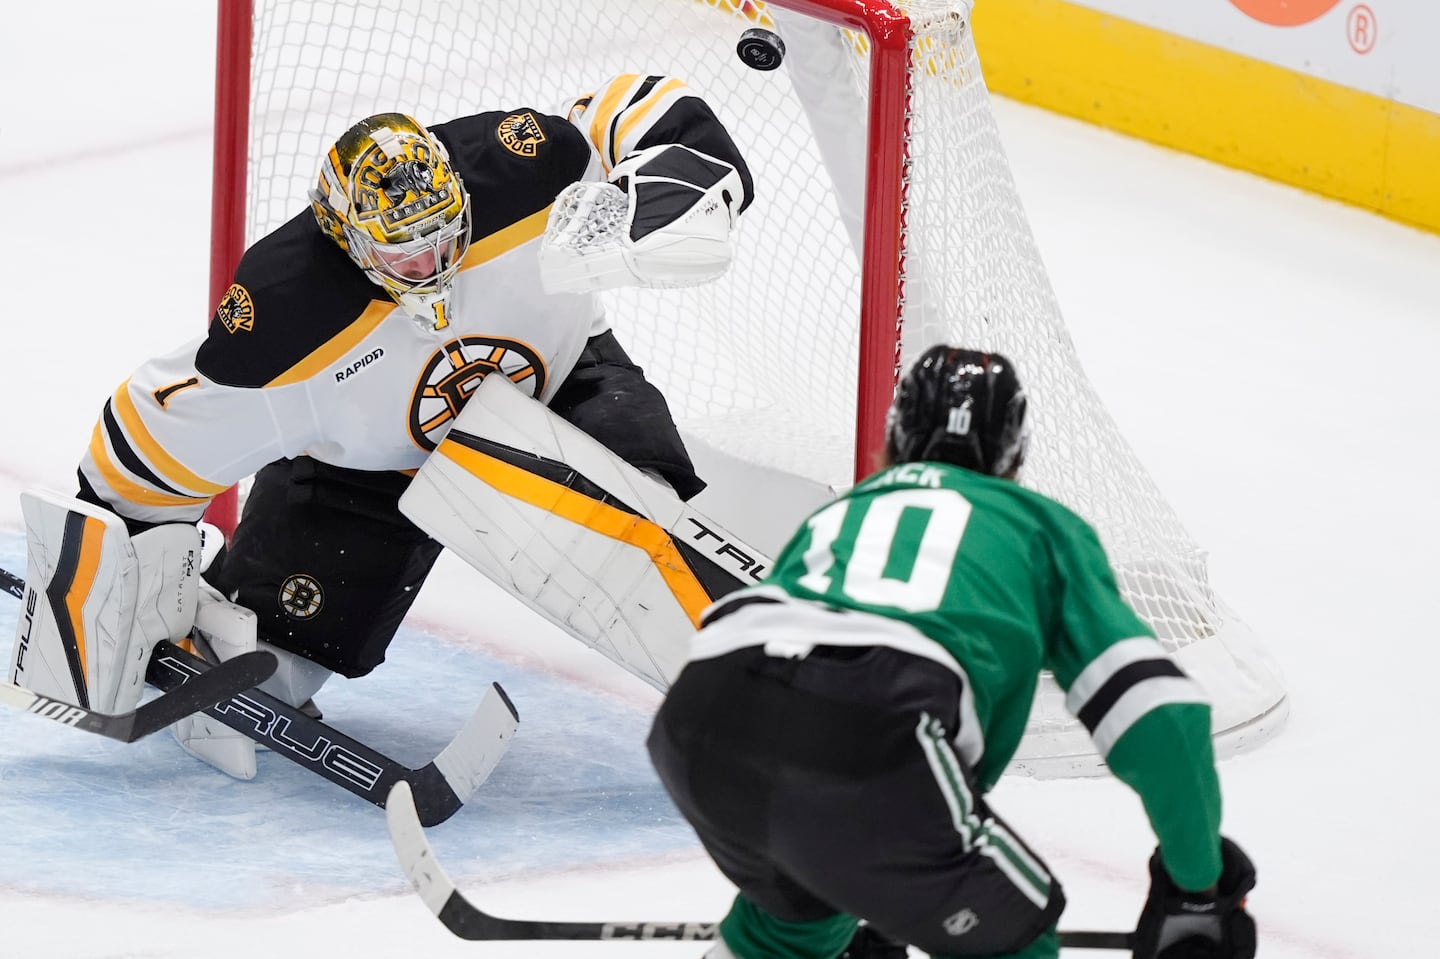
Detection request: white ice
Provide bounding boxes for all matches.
[1,2,1436,957]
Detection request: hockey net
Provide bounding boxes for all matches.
[218,0,1288,775]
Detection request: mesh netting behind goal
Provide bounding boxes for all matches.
[233,0,1288,774]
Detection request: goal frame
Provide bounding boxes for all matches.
[206,0,926,534]
[206,0,1288,775]
[207,0,254,534]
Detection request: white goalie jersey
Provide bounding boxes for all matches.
[78,74,754,530]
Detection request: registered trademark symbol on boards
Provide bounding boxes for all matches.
[1348,5,1376,54]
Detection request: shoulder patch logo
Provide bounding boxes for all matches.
[216,283,255,333]
[497,112,547,158]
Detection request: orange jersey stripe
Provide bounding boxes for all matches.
[613,78,686,154]
[267,298,395,388]
[588,74,643,172]
[458,206,551,271]
[112,380,230,496]
[436,439,712,625]
[87,422,211,509]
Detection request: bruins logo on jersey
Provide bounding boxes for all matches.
[409,335,547,451]
[215,283,255,333]
[279,574,324,620]
[497,112,546,158]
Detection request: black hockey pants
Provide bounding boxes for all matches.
[647,644,1066,957]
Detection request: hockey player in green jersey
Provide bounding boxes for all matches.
[647,345,1257,959]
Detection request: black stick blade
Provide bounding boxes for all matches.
[0,648,277,743]
[125,648,278,739]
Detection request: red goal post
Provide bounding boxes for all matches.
[207,0,909,507]
[207,0,1288,774]
[205,0,253,535]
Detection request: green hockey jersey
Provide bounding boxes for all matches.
[691,461,1225,891]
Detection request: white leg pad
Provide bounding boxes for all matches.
[170,588,336,777]
[171,585,259,780]
[10,490,200,713]
[400,374,773,690]
[256,640,333,708]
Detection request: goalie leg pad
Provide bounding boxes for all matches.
[400,374,770,690]
[256,639,334,708]
[172,585,261,779]
[10,490,200,713]
[172,588,336,779]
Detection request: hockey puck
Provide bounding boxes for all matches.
[737,27,786,71]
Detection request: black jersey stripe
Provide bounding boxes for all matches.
[1075,658,1187,733]
[110,381,230,496]
[100,401,189,498]
[443,430,634,513]
[700,592,781,628]
[606,104,625,171]
[629,75,663,108]
[608,76,662,168]
[86,423,211,511]
[43,511,98,708]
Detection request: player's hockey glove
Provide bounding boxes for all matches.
[539,143,743,294]
[1132,837,1256,959]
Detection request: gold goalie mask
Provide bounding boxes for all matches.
[311,113,472,331]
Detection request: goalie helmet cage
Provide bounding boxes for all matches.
[209,0,1288,775]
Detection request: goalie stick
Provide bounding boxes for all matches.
[2,565,26,600]
[4,565,520,825]
[0,644,277,743]
[147,643,519,825]
[384,780,1134,950]
[2,563,279,741]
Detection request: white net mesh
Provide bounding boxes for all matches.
[240,0,1287,774]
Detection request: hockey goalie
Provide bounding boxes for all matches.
[7,71,793,780]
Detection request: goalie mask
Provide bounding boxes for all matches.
[885,345,1030,477]
[311,113,472,332]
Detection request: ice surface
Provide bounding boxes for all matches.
[1,2,1436,956]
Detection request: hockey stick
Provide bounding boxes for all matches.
[148,641,519,826]
[3,566,279,741]
[1,565,24,600]
[4,565,520,825]
[0,648,277,743]
[385,781,1135,950]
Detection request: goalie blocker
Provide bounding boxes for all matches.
[400,373,770,690]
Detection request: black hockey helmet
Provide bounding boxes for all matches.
[884,345,1030,476]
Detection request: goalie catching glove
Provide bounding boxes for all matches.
[1132,837,1257,959]
[9,490,200,714]
[539,144,744,294]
